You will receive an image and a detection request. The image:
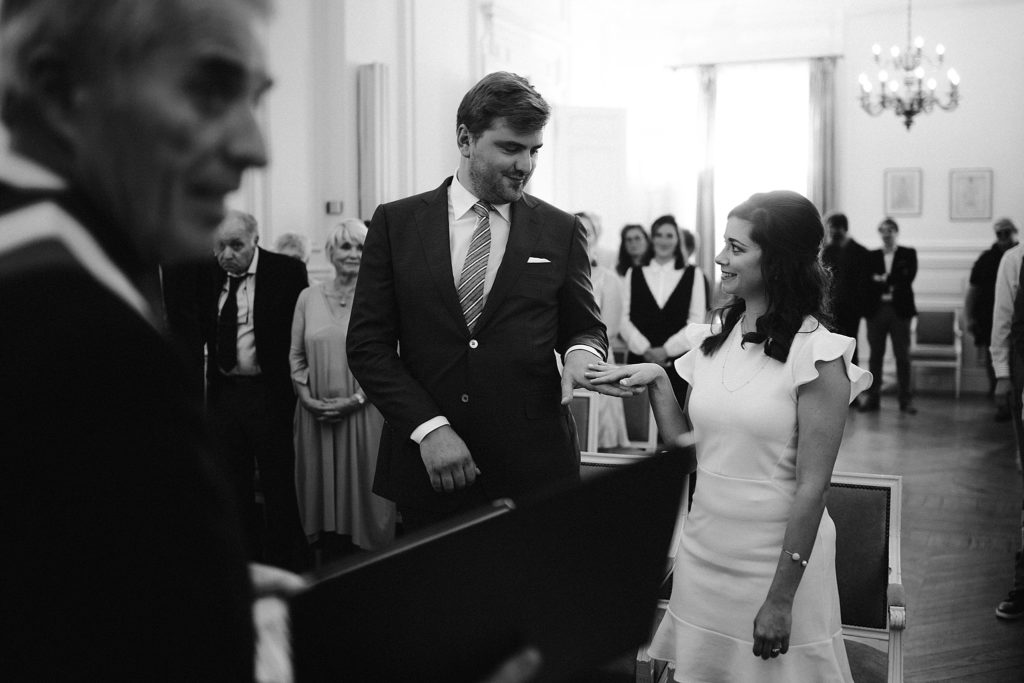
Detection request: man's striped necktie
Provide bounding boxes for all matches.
[457,200,494,332]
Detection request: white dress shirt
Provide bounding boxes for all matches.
[448,173,511,301]
[990,244,1023,379]
[881,248,895,301]
[217,248,261,376]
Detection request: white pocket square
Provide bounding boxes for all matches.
[527,257,551,264]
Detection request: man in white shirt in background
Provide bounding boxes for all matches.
[989,237,1024,620]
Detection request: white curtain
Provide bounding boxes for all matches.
[809,57,838,215]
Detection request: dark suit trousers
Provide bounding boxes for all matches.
[209,376,310,571]
[834,311,862,366]
[397,484,493,533]
[1008,352,1024,590]
[866,303,912,404]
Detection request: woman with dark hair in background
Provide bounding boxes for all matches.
[588,191,870,682]
[616,223,651,277]
[620,215,708,401]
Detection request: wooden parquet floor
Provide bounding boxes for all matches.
[837,394,1024,682]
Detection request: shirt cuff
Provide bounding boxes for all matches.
[410,416,450,444]
[663,331,691,358]
[565,344,605,361]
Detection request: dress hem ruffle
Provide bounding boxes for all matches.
[647,606,853,683]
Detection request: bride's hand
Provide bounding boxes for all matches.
[584,361,666,389]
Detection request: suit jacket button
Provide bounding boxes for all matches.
[469,339,479,349]
[461,393,470,403]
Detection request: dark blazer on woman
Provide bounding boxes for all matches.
[864,246,917,318]
[347,177,608,511]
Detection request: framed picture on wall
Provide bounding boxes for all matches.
[883,168,922,216]
[950,168,993,221]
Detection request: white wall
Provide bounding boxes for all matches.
[838,0,1024,263]
[262,0,477,279]
[409,0,478,195]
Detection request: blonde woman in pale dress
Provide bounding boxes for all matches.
[289,220,395,554]
[587,191,870,682]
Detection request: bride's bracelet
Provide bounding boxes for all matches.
[783,549,808,567]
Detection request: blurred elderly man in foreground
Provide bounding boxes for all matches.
[0,0,294,679]
[0,2,540,682]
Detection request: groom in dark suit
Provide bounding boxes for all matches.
[348,72,633,529]
[204,209,311,570]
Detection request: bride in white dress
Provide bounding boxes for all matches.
[587,190,871,682]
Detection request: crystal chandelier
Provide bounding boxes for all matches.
[858,0,960,130]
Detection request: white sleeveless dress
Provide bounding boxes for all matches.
[647,317,871,682]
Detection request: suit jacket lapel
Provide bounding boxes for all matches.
[252,247,269,340]
[417,179,466,328]
[476,194,541,332]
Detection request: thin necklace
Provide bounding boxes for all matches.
[324,281,357,307]
[721,321,770,393]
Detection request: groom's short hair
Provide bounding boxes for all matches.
[456,71,551,139]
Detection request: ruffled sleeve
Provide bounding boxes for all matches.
[672,323,714,385]
[791,324,872,404]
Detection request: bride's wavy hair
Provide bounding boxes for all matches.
[701,190,832,361]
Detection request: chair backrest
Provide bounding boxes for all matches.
[581,451,657,479]
[569,390,600,453]
[915,310,956,346]
[829,472,902,632]
[621,391,655,444]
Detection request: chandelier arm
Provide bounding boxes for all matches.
[859,99,886,117]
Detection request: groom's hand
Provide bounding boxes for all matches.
[420,425,479,492]
[561,350,641,404]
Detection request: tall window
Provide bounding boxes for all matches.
[709,60,811,282]
[625,67,701,240]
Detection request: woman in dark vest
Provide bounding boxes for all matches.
[620,215,709,401]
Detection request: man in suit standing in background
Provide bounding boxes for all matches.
[860,217,918,414]
[205,209,311,571]
[348,71,634,530]
[822,212,869,365]
[967,218,1019,418]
